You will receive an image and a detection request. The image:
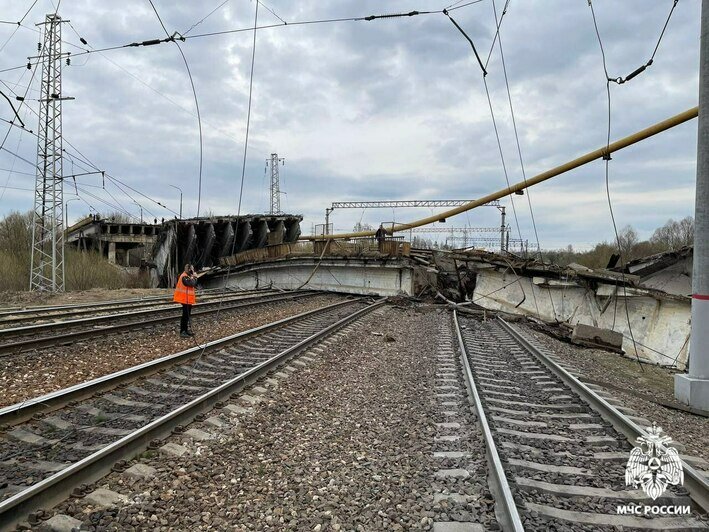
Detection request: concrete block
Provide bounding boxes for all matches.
[185,428,213,441]
[7,428,46,445]
[124,463,157,479]
[433,493,470,504]
[205,416,225,428]
[41,416,72,431]
[675,374,709,412]
[159,442,189,458]
[84,488,128,508]
[435,422,461,429]
[224,404,251,415]
[433,451,471,459]
[240,394,261,405]
[434,435,460,442]
[434,468,470,479]
[571,323,623,350]
[38,514,83,532]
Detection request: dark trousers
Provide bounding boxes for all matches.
[180,304,192,332]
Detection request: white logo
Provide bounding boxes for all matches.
[625,423,684,500]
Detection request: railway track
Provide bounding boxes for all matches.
[0,290,319,356]
[0,295,382,529]
[453,310,709,531]
[0,288,268,328]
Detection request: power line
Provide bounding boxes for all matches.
[0,105,31,202]
[606,0,680,85]
[3,5,486,78]
[0,0,39,54]
[491,0,558,322]
[483,0,510,70]
[183,0,232,36]
[147,0,204,217]
[588,0,644,370]
[259,1,287,25]
[443,9,487,75]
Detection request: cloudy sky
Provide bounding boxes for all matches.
[0,0,701,249]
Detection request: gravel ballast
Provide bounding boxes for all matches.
[0,294,343,408]
[523,323,709,461]
[42,305,493,531]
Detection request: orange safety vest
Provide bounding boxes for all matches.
[173,272,196,305]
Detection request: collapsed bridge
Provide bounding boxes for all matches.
[66,214,302,287]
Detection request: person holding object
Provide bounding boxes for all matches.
[173,263,198,338]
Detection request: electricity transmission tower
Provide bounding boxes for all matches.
[266,153,285,215]
[30,14,69,291]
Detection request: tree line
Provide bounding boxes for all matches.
[397,217,694,269]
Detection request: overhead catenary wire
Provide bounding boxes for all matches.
[183,0,232,36]
[147,0,204,217]
[490,0,558,323]
[443,9,487,75]
[0,0,39,54]
[588,0,645,370]
[14,4,478,66]
[0,104,31,202]
[483,0,510,70]
[606,0,680,85]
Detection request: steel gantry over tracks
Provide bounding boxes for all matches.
[322,199,508,249]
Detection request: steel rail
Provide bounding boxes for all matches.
[0,288,267,323]
[0,291,319,356]
[452,310,525,532]
[0,297,384,529]
[0,297,361,425]
[0,290,276,331]
[0,287,231,317]
[497,317,709,513]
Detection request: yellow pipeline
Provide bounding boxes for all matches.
[304,106,698,240]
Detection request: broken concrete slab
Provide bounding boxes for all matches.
[571,323,624,351]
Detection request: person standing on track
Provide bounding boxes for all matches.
[174,263,198,338]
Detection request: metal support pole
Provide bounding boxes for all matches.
[500,206,506,252]
[30,13,67,292]
[676,0,709,411]
[169,184,183,219]
[325,208,332,235]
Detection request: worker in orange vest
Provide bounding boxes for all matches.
[174,263,198,337]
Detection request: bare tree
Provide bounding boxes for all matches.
[616,225,639,263]
[0,211,32,261]
[651,217,694,251]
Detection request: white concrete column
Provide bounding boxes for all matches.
[676,0,709,411]
[108,242,116,264]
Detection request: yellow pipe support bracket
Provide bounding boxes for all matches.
[304,106,698,241]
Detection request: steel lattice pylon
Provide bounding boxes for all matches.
[30,14,65,292]
[267,153,285,215]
